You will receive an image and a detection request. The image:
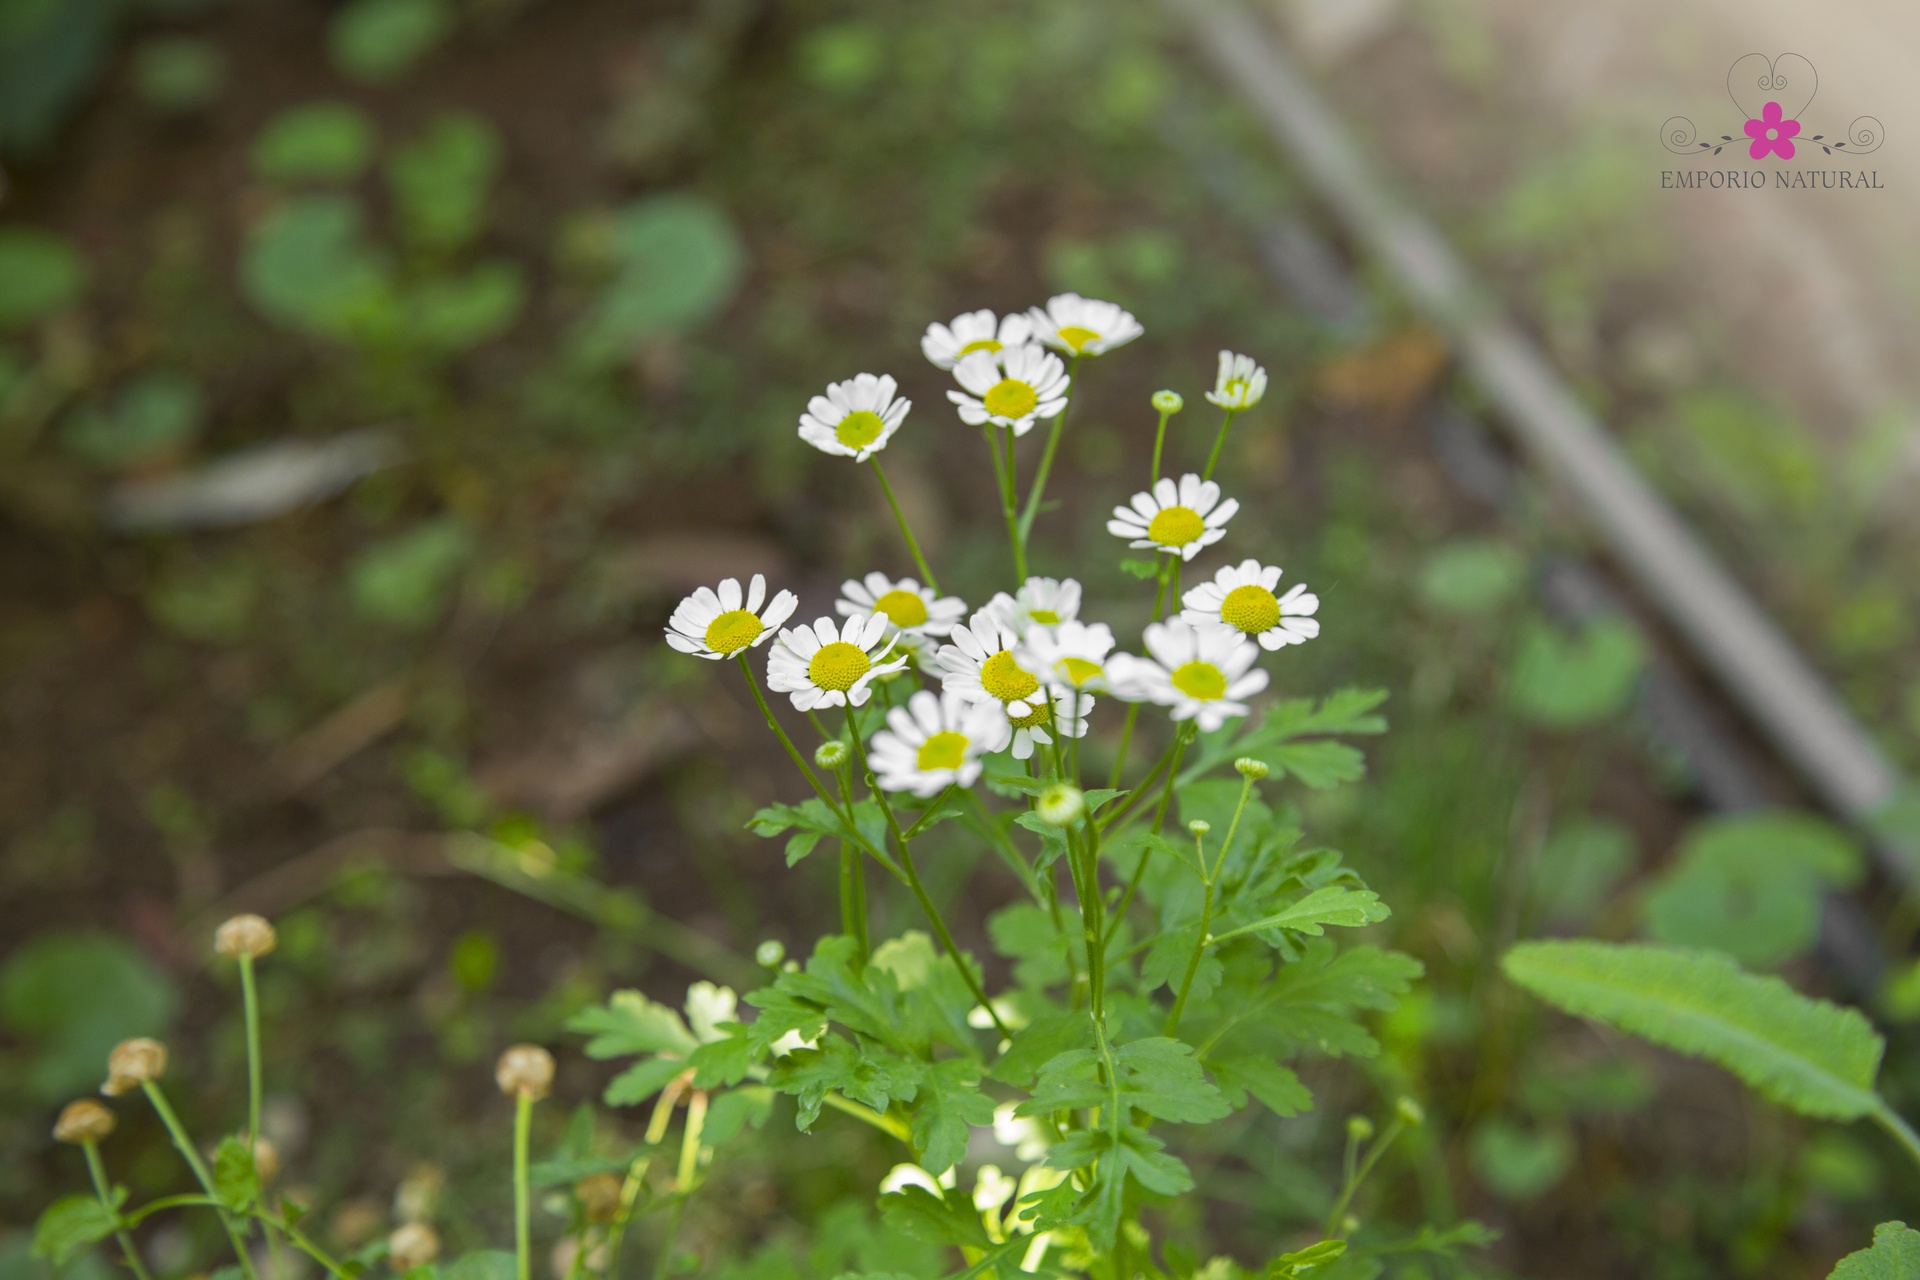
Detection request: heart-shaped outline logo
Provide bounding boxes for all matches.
[1726,52,1817,124]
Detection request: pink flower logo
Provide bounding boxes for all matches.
[1744,100,1801,159]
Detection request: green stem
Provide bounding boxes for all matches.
[1107,703,1142,791]
[1103,728,1192,940]
[239,955,262,1149]
[982,426,1026,581]
[1872,1102,1920,1178]
[267,1216,350,1280]
[83,1142,155,1280]
[869,458,940,592]
[839,841,869,964]
[1077,822,1107,1022]
[1325,1113,1408,1239]
[514,1092,533,1280]
[1163,826,1215,1037]
[1017,355,1082,545]
[1202,408,1239,481]
[1149,402,1175,485]
[141,1083,260,1280]
[652,1197,685,1280]
[822,1092,913,1143]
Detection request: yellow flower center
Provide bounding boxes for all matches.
[1220,584,1281,634]
[1057,656,1103,687]
[1224,378,1249,401]
[705,610,764,654]
[1146,505,1207,547]
[983,378,1039,420]
[916,731,969,771]
[1056,324,1100,352]
[1028,608,1060,625]
[808,641,871,692]
[958,338,1002,357]
[835,410,886,450]
[872,589,929,628]
[1170,660,1227,701]
[1009,702,1052,730]
[979,650,1039,704]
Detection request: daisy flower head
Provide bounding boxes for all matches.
[869,689,1010,796]
[1182,559,1320,651]
[1205,351,1268,410]
[920,310,1034,370]
[938,611,1048,719]
[1107,474,1239,562]
[664,574,798,660]
[948,345,1070,437]
[1109,617,1268,732]
[1027,293,1144,358]
[1018,619,1117,695]
[985,576,1082,638]
[836,572,967,640]
[766,613,908,712]
[1006,686,1092,762]
[798,373,910,462]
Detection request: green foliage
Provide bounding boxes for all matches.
[132,37,224,115]
[1640,811,1862,968]
[252,103,378,184]
[387,115,502,253]
[568,194,745,363]
[1828,1222,1920,1279]
[1417,539,1522,615]
[212,1137,261,1212]
[1503,941,1885,1120]
[329,0,452,84]
[60,371,205,468]
[1532,817,1635,927]
[0,0,117,156]
[441,1251,516,1280]
[0,932,181,1100]
[348,518,474,629]
[242,195,389,337]
[33,1191,123,1265]
[0,227,85,328]
[1508,617,1644,728]
[1468,1118,1571,1201]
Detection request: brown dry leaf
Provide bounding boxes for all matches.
[1314,327,1450,417]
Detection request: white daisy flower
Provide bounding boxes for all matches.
[765,613,908,712]
[1026,292,1144,358]
[798,373,910,462]
[869,689,1010,797]
[664,574,798,660]
[1107,474,1239,562]
[1205,351,1268,410]
[1006,686,1092,762]
[920,309,1034,370]
[984,576,1081,637]
[1181,559,1320,651]
[937,612,1049,719]
[947,345,1070,437]
[1018,619,1117,695]
[1109,618,1268,732]
[835,572,967,639]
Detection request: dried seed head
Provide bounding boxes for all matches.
[754,939,786,968]
[53,1099,116,1144]
[495,1044,555,1100]
[1152,390,1184,414]
[813,740,849,770]
[1233,757,1270,780]
[215,914,278,960]
[392,1164,445,1224]
[102,1038,168,1096]
[1187,819,1211,837]
[388,1222,441,1272]
[574,1172,622,1223]
[1035,784,1086,828]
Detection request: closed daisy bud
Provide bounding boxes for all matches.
[102,1038,168,1096]
[1152,389,1184,414]
[495,1044,555,1100]
[54,1099,116,1144]
[1234,757,1270,780]
[755,939,786,968]
[1396,1097,1426,1127]
[813,740,849,770]
[388,1222,441,1272]
[1346,1115,1374,1142]
[575,1172,623,1223]
[1035,784,1085,828]
[1187,819,1210,837]
[215,913,278,960]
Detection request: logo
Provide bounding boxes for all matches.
[1660,53,1885,190]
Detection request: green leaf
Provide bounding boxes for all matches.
[687,1031,757,1090]
[0,228,85,329]
[1213,886,1389,943]
[402,263,523,352]
[348,518,473,630]
[748,799,858,867]
[1018,1037,1227,1125]
[701,1086,773,1145]
[990,1009,1093,1088]
[877,1185,991,1248]
[1265,741,1366,790]
[0,930,181,1102]
[1468,1118,1572,1201]
[442,1251,516,1280]
[1417,539,1523,615]
[1119,558,1160,579]
[1265,1240,1346,1278]
[569,989,699,1058]
[602,1056,687,1107]
[1829,1222,1920,1279]
[767,1036,920,1129]
[387,113,500,251]
[1502,941,1885,1119]
[242,195,390,337]
[1533,818,1636,927]
[62,370,205,469]
[34,1191,124,1264]
[1210,1055,1311,1116]
[1509,618,1644,729]
[252,103,377,183]
[329,0,452,83]
[213,1135,261,1212]
[571,195,744,361]
[910,1059,994,1175]
[987,903,1071,990]
[1039,1124,1193,1245]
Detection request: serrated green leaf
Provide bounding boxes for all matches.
[877,1185,991,1247]
[1018,1037,1227,1125]
[1265,1239,1346,1278]
[911,1059,995,1175]
[1212,886,1390,943]
[1829,1222,1920,1279]
[768,1036,921,1129]
[1210,1055,1311,1116]
[213,1135,261,1212]
[568,990,698,1059]
[603,1055,687,1106]
[687,1030,756,1089]
[991,1009,1093,1088]
[1503,941,1884,1120]
[34,1191,124,1264]
[1265,740,1366,789]
[442,1251,516,1280]
[1194,943,1422,1061]
[702,1086,773,1145]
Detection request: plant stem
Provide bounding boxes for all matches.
[821,1092,913,1143]
[652,1198,685,1280]
[239,956,263,1149]
[1107,704,1142,791]
[869,458,940,592]
[1074,823,1107,1022]
[1149,401,1175,485]
[1324,1112,1409,1239]
[1017,355,1082,545]
[1103,727,1193,938]
[140,1082,260,1280]
[514,1092,533,1280]
[1873,1102,1920,1177]
[83,1141,155,1280]
[839,842,869,963]
[1202,408,1239,481]
[982,426,1027,581]
[1164,777,1252,1037]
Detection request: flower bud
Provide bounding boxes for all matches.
[1234,757,1270,780]
[388,1222,441,1272]
[574,1172,622,1223]
[1187,819,1210,837]
[53,1099,116,1144]
[102,1038,168,1096]
[1035,784,1086,828]
[755,939,786,968]
[249,1136,281,1184]
[496,1044,555,1100]
[1151,390,1184,415]
[814,740,849,770]
[215,914,278,960]
[1395,1096,1426,1127]
[1345,1115,1374,1142]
